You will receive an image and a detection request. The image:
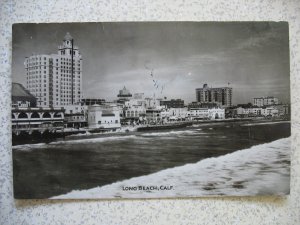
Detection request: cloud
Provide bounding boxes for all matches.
[234,26,285,50]
[182,51,228,67]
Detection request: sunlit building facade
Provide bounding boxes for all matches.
[25,32,83,107]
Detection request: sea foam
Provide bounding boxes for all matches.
[52,137,290,199]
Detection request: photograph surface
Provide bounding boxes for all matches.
[12,22,290,199]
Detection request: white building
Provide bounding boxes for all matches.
[64,105,87,114]
[261,107,279,117]
[189,108,209,119]
[208,108,225,119]
[273,104,289,117]
[236,107,246,116]
[25,32,83,107]
[124,105,146,119]
[236,106,279,117]
[168,107,189,120]
[189,108,225,120]
[87,105,121,130]
[253,97,279,107]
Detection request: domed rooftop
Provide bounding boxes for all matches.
[64,32,73,41]
[117,86,132,98]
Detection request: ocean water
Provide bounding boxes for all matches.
[54,137,290,199]
[13,121,291,199]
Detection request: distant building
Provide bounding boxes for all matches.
[189,108,225,120]
[87,105,121,130]
[261,107,279,117]
[25,32,83,107]
[236,105,284,118]
[133,93,144,100]
[81,98,106,106]
[253,97,279,107]
[195,84,232,107]
[160,99,184,108]
[12,82,37,107]
[236,103,253,108]
[117,86,132,100]
[273,104,289,117]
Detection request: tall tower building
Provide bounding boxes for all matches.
[195,84,232,107]
[25,32,83,107]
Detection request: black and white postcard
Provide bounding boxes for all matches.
[12,22,290,199]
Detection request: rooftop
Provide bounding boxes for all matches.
[12,83,36,99]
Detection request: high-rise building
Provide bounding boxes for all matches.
[195,84,232,107]
[25,32,83,107]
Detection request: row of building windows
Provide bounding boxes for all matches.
[98,120,119,124]
[26,66,47,70]
[26,62,47,66]
[27,77,81,83]
[61,50,77,55]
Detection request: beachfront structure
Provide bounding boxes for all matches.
[25,32,83,107]
[87,105,121,130]
[253,97,279,107]
[261,107,279,117]
[189,108,225,120]
[236,106,281,118]
[160,99,184,108]
[168,107,189,120]
[63,105,87,128]
[273,104,289,117]
[12,107,65,135]
[145,108,162,123]
[123,96,147,122]
[12,82,65,135]
[124,105,146,120]
[195,84,232,107]
[236,107,262,117]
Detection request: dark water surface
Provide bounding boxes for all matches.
[13,121,291,198]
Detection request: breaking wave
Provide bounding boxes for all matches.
[13,135,142,151]
[241,121,290,127]
[53,137,290,199]
[140,130,198,137]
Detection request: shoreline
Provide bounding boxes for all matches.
[12,118,290,146]
[51,137,290,199]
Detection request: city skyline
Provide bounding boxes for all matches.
[12,22,290,104]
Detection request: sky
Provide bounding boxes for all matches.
[12,22,290,104]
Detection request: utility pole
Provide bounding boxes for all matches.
[71,39,74,105]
